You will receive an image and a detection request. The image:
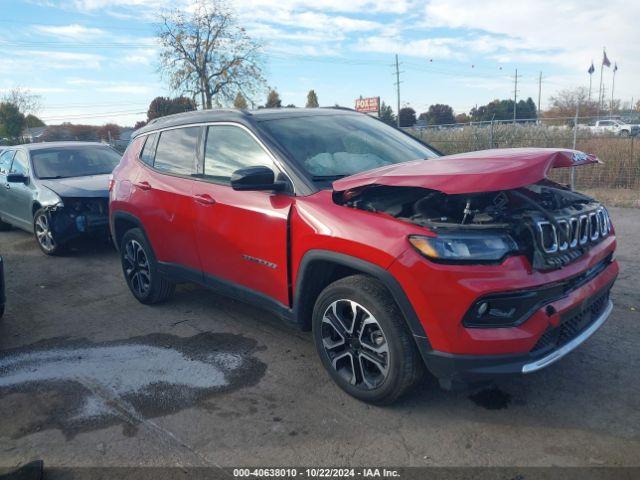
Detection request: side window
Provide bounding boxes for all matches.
[140,133,158,166]
[204,125,275,184]
[10,151,29,176]
[0,150,15,175]
[153,127,199,175]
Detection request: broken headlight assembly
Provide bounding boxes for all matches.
[408,231,518,264]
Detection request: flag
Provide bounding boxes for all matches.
[614,62,618,72]
[588,62,595,74]
[602,50,611,67]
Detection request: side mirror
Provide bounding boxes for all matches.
[6,173,28,184]
[230,166,286,192]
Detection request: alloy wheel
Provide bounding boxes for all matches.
[34,213,56,252]
[123,239,151,297]
[320,299,390,389]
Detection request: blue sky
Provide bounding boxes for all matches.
[0,0,637,126]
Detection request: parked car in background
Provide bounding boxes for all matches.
[0,142,121,255]
[110,109,617,404]
[590,119,640,136]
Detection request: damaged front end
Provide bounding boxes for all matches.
[45,197,110,244]
[332,149,611,271]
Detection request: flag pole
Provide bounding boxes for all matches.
[597,48,605,119]
[588,68,593,102]
[610,64,617,117]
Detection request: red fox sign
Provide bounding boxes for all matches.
[355,96,380,116]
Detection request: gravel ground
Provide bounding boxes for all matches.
[0,207,638,469]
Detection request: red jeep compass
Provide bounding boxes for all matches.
[110,108,618,404]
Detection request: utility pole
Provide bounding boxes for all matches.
[537,71,542,121]
[513,68,518,123]
[396,54,401,128]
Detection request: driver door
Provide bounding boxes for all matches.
[4,150,34,229]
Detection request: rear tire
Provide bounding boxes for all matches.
[120,228,175,304]
[33,208,65,255]
[312,275,423,405]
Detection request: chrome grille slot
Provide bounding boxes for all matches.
[589,212,599,241]
[579,215,589,245]
[569,217,579,248]
[557,219,570,251]
[537,221,558,253]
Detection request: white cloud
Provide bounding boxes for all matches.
[33,23,106,40]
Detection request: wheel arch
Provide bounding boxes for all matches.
[111,211,148,251]
[293,250,428,343]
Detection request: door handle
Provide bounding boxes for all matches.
[134,181,152,191]
[194,193,216,205]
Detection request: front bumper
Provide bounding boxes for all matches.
[417,285,614,390]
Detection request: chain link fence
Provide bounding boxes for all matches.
[404,120,640,195]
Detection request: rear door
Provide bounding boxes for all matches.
[191,124,293,306]
[130,127,202,275]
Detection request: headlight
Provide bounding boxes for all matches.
[409,231,518,263]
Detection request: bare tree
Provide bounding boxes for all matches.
[157,0,265,109]
[2,87,42,115]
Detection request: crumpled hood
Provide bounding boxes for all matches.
[332,148,600,195]
[38,174,110,198]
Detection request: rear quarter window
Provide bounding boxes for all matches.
[140,133,158,166]
[153,127,199,175]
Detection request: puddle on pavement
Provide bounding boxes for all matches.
[468,387,512,410]
[0,332,266,439]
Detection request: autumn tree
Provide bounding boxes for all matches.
[306,90,319,108]
[2,87,41,116]
[265,89,281,108]
[455,112,470,124]
[147,96,197,121]
[134,120,147,130]
[546,87,598,119]
[233,92,248,109]
[98,123,122,142]
[157,0,265,109]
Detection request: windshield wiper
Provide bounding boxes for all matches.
[311,174,347,181]
[39,175,69,179]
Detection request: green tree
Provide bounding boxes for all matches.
[470,97,537,122]
[265,89,282,108]
[147,96,197,121]
[422,104,456,125]
[0,102,26,141]
[233,92,249,109]
[379,102,396,126]
[306,89,319,108]
[399,107,416,127]
[25,114,45,128]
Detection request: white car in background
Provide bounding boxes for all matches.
[590,119,640,136]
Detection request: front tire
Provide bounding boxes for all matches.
[120,228,175,304]
[312,275,423,404]
[33,209,64,255]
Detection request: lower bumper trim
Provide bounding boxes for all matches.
[521,299,613,373]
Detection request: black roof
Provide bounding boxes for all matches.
[134,107,360,137]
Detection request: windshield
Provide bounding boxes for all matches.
[31,146,121,179]
[258,114,438,179]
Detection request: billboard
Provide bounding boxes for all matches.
[355,97,380,116]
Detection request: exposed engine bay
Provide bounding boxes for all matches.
[334,180,612,270]
[46,197,110,243]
